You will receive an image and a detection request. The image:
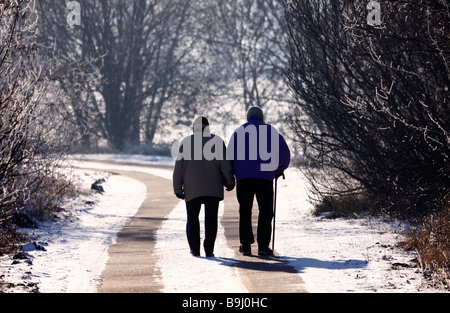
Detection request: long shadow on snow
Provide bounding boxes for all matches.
[208,255,367,274]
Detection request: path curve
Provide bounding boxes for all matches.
[97,169,178,292]
[76,160,306,293]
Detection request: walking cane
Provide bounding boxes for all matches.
[272,172,285,252]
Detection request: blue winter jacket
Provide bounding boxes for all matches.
[228,116,291,182]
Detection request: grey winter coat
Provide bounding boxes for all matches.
[173,129,235,203]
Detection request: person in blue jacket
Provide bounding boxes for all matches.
[228,106,290,256]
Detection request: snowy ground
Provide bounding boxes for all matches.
[275,169,428,292]
[0,168,147,293]
[0,154,443,293]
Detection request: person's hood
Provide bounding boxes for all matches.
[192,115,210,133]
[246,106,264,123]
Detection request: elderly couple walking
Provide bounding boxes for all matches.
[172,107,290,257]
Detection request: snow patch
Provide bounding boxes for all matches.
[0,170,146,293]
[275,168,428,292]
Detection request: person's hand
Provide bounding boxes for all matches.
[175,192,185,199]
[225,182,235,191]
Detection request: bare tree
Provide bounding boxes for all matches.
[1,0,73,226]
[1,0,39,222]
[37,1,208,151]
[200,0,291,113]
[35,1,294,151]
[284,0,449,217]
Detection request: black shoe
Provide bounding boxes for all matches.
[190,250,200,257]
[239,244,251,255]
[258,247,273,256]
[206,253,215,257]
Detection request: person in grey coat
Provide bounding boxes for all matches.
[173,116,235,257]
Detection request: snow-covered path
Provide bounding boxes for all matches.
[0,155,437,293]
[73,160,249,292]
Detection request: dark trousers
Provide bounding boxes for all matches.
[186,196,220,255]
[236,179,274,248]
